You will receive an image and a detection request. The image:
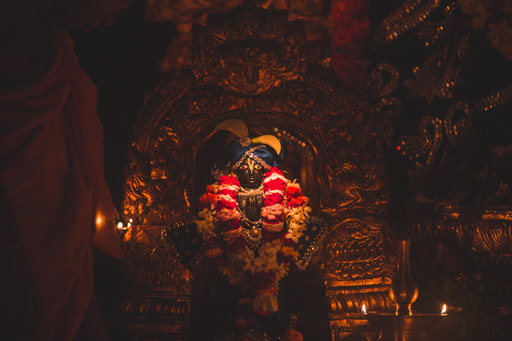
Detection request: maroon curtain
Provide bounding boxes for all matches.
[0,25,115,341]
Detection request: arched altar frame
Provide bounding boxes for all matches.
[120,5,395,340]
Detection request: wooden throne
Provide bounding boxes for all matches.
[117,5,395,340]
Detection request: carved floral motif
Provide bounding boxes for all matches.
[122,5,393,339]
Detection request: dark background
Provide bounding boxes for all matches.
[73,2,177,210]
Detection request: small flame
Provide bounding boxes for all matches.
[96,214,102,226]
[128,218,133,227]
[117,222,124,229]
[441,304,447,314]
[361,304,367,314]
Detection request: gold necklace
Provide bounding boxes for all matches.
[237,207,263,250]
[237,184,264,199]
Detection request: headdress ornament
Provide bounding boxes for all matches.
[213,119,282,171]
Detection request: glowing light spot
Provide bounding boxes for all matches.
[441,304,447,314]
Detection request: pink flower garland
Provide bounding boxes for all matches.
[262,167,287,234]
[217,174,243,244]
[198,167,310,315]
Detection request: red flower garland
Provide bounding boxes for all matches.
[197,167,310,315]
[217,174,242,241]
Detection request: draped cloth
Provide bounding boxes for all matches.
[0,25,115,341]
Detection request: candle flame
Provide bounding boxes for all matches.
[361,304,367,314]
[441,304,447,314]
[129,218,133,223]
[96,215,102,226]
[117,222,123,228]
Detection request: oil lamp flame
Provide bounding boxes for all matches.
[441,304,447,315]
[117,222,124,229]
[361,304,367,314]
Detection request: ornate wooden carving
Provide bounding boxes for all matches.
[146,0,332,72]
[410,205,512,262]
[121,5,394,340]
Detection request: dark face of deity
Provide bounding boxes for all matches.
[236,157,265,189]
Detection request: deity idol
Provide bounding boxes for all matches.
[166,119,324,340]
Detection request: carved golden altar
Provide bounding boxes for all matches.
[117,5,395,340]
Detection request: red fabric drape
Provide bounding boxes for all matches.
[0,25,115,341]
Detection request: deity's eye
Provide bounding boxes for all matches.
[239,164,248,170]
[254,164,262,170]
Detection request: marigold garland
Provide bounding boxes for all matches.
[196,167,311,315]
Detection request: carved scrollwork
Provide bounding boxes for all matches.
[327,288,392,340]
[410,206,512,262]
[458,208,512,259]
[119,294,190,316]
[188,7,309,95]
[324,218,393,280]
[280,82,318,113]
[443,101,478,146]
[397,101,481,182]
[399,115,443,172]
[122,5,393,339]
[369,63,400,99]
[121,225,190,286]
[147,0,332,73]
[111,289,190,340]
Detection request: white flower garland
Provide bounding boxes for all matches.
[195,168,311,314]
